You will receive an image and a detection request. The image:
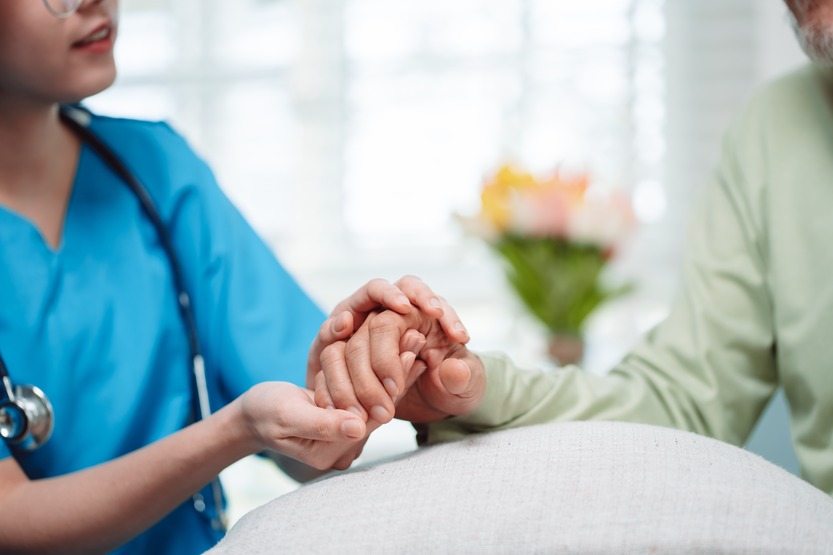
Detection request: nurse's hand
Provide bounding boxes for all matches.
[237,382,367,470]
[316,309,486,425]
[306,276,470,396]
[0,382,369,554]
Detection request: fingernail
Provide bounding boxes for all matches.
[331,318,345,334]
[454,321,468,336]
[383,378,399,397]
[397,295,410,306]
[370,405,391,423]
[342,420,363,439]
[430,297,442,308]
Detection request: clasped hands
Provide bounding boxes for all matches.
[256,276,485,473]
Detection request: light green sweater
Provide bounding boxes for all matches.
[423,64,833,495]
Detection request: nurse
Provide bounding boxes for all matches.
[0,1,467,553]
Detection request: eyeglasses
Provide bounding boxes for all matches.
[43,0,83,18]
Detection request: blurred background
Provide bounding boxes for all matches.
[91,0,807,523]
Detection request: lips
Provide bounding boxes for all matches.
[73,23,114,49]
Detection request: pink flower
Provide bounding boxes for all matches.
[508,186,571,237]
[566,190,636,249]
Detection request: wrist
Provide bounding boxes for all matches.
[213,397,261,460]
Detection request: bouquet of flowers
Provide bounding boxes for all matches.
[458,164,636,363]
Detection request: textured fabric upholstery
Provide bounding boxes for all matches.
[206,421,833,554]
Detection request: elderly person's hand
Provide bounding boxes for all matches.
[306,275,469,402]
[315,308,486,427]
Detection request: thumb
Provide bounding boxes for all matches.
[438,358,473,396]
[292,405,367,441]
[430,354,484,417]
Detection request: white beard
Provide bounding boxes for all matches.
[789,6,833,63]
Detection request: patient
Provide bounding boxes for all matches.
[310,0,833,498]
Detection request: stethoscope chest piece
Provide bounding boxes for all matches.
[0,382,54,451]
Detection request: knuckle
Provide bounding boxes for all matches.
[352,380,381,403]
[326,376,354,402]
[370,348,398,375]
[343,337,368,360]
[319,342,346,366]
[366,277,391,292]
[367,311,403,333]
[398,274,422,285]
[402,329,420,343]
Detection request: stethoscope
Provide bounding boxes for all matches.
[0,104,227,530]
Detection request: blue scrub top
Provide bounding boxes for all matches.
[0,111,325,554]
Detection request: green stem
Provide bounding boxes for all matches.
[492,235,633,335]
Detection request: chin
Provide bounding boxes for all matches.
[789,9,833,63]
[60,68,118,105]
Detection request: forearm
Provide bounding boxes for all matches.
[421,338,775,447]
[418,351,708,445]
[0,399,257,555]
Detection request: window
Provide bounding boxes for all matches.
[92,0,665,363]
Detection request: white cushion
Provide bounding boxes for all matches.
[206,421,833,554]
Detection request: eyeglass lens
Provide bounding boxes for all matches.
[43,0,83,17]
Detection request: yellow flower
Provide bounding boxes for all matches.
[480,164,538,231]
